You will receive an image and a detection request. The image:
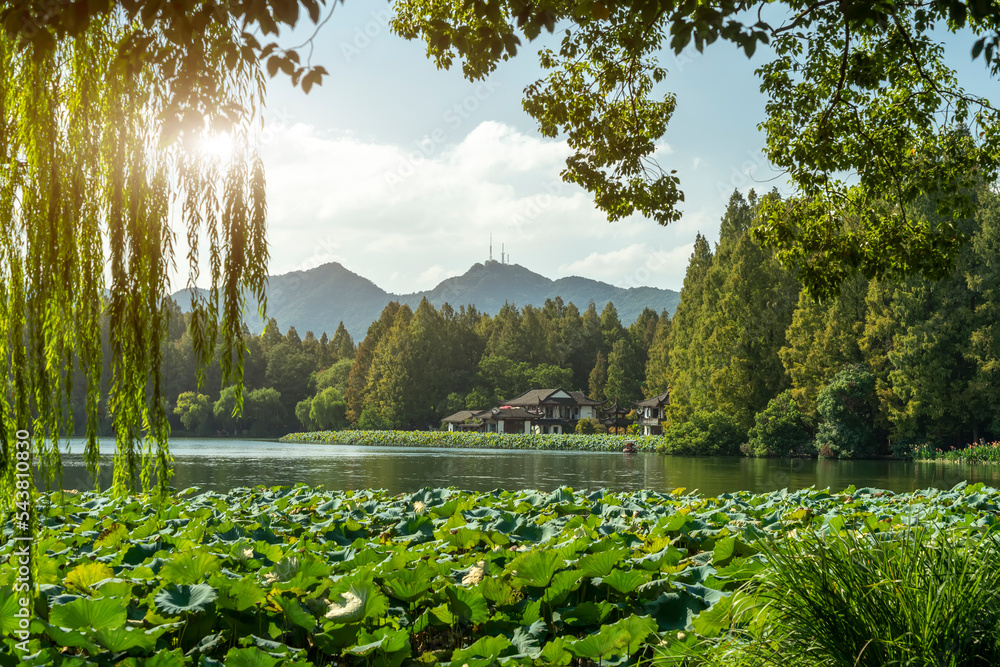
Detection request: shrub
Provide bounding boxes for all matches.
[357,405,392,431]
[574,417,606,434]
[815,365,881,458]
[658,411,746,456]
[746,390,813,457]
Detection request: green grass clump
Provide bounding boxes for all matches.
[699,527,1000,667]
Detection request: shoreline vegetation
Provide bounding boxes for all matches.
[279,430,665,452]
[913,439,1000,464]
[2,482,998,665]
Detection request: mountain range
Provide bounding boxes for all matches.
[171,260,680,339]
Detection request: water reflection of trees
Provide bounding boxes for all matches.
[43,444,1000,496]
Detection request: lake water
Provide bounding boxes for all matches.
[43,437,1000,496]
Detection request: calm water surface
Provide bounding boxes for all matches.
[47,438,1000,496]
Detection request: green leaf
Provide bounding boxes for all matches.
[143,649,186,667]
[154,583,217,614]
[383,563,435,602]
[577,547,629,577]
[560,600,616,626]
[691,592,736,638]
[223,647,281,667]
[281,597,317,632]
[446,586,489,624]
[539,636,573,665]
[40,621,100,653]
[450,634,512,665]
[217,577,266,612]
[606,613,658,654]
[160,551,220,584]
[713,536,736,563]
[49,597,127,630]
[598,568,649,594]
[509,550,564,588]
[0,588,26,635]
[541,569,582,606]
[324,582,388,623]
[64,562,114,593]
[566,624,631,661]
[93,625,170,652]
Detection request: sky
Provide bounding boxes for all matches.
[189,3,997,295]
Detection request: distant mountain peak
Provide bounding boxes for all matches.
[172,261,679,339]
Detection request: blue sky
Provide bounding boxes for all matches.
[223,3,996,295]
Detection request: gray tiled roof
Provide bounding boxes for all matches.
[636,390,670,407]
[505,388,602,407]
[441,410,490,423]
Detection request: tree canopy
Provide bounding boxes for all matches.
[392,0,1000,296]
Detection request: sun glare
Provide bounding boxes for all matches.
[198,131,234,163]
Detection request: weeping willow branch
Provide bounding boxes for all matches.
[0,9,269,507]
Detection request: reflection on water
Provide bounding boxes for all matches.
[44,438,1000,496]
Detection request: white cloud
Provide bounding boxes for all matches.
[173,121,696,293]
[559,243,694,290]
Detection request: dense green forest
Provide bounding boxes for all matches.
[68,187,1000,457]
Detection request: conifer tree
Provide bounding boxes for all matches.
[588,352,608,401]
[345,303,405,423]
[331,322,356,361]
[644,312,673,396]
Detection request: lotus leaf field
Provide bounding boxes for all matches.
[2,482,999,665]
[280,431,663,452]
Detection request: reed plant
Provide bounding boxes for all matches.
[698,526,1000,667]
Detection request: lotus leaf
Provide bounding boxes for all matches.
[599,568,650,594]
[142,649,186,666]
[49,596,127,630]
[93,624,171,652]
[509,619,546,658]
[577,547,630,578]
[383,564,435,603]
[565,623,632,661]
[0,588,23,635]
[186,632,227,656]
[324,582,387,623]
[154,583,218,615]
[508,550,563,588]
[40,620,100,653]
[222,647,281,667]
[541,569,582,606]
[445,585,489,624]
[160,551,220,585]
[449,634,513,665]
[216,577,267,612]
[64,561,114,593]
